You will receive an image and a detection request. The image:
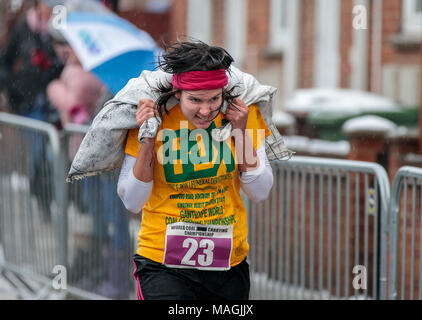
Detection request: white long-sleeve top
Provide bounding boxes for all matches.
[117,144,273,214]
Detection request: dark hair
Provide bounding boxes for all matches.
[154,39,240,118]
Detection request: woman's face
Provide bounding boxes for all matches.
[176,89,223,129]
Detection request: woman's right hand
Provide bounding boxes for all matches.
[136,99,159,127]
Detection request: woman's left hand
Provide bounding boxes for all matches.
[225,98,249,131]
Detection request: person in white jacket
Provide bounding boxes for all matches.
[118,40,274,300]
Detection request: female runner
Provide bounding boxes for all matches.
[117,40,273,300]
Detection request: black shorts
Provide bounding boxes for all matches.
[132,254,250,300]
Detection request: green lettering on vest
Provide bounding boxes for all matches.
[162,121,235,183]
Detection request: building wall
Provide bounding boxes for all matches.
[119,10,170,45]
[299,0,316,89]
[339,0,355,89]
[168,0,188,42]
[381,0,403,65]
[168,0,286,110]
[212,0,225,47]
[245,0,284,109]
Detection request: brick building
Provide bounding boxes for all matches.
[166,0,420,108]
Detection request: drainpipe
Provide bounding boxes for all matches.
[351,0,369,90]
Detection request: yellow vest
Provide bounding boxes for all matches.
[125,104,270,267]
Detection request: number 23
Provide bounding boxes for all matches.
[181,238,214,267]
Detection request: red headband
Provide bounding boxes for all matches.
[172,69,228,90]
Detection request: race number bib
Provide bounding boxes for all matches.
[163,222,233,270]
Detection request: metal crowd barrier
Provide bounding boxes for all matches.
[388,166,422,300]
[0,112,66,299]
[61,124,138,300]
[247,156,390,300]
[0,113,138,299]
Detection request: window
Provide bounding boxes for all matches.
[224,0,247,67]
[402,0,422,34]
[269,0,289,51]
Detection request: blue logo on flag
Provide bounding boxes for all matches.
[78,30,101,55]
